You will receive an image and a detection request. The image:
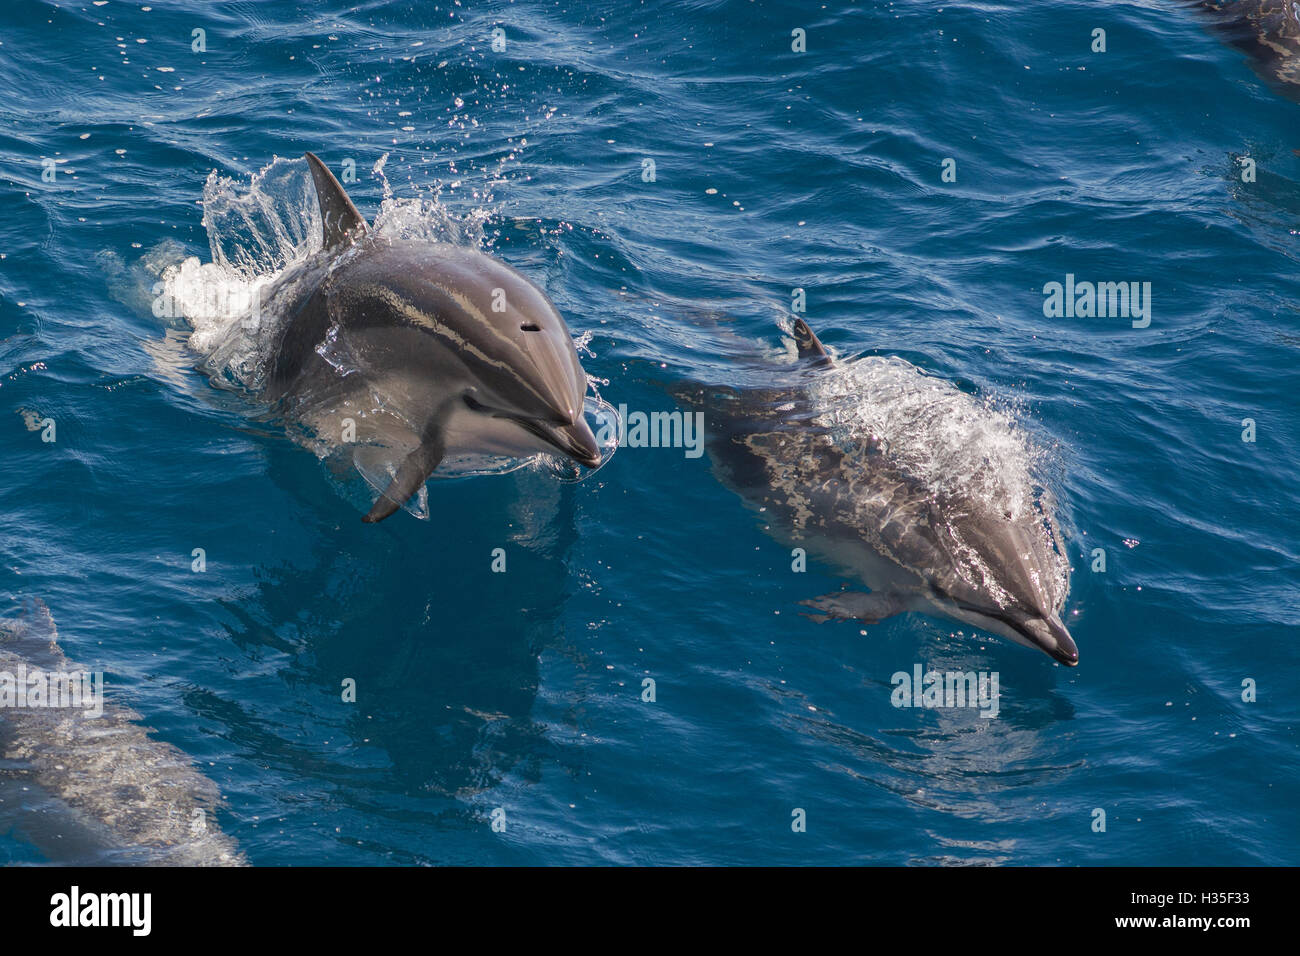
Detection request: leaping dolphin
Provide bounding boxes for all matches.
[216,153,603,522]
[675,319,1079,666]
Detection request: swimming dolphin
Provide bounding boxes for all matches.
[674,319,1078,666]
[0,598,245,865]
[234,153,602,522]
[1194,1,1300,94]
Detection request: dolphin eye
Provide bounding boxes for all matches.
[520,323,541,332]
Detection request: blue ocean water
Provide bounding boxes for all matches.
[1,0,1297,866]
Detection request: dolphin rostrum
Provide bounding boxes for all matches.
[0,598,245,865]
[214,152,603,522]
[675,319,1078,666]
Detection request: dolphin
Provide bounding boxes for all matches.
[220,152,602,522]
[674,319,1078,666]
[0,598,245,865]
[1194,1,1300,93]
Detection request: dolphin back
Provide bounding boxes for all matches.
[677,339,1073,658]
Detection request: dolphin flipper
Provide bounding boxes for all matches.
[792,318,831,366]
[304,152,368,250]
[800,590,910,624]
[362,434,446,523]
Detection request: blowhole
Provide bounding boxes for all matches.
[520,323,541,332]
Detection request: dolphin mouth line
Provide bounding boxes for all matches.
[516,415,602,468]
[1001,613,1079,667]
[464,394,601,468]
[1008,617,1079,667]
[950,598,1079,667]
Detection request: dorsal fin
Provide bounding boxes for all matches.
[304,152,367,250]
[792,318,832,366]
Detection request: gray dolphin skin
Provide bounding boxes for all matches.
[675,319,1078,666]
[1195,1,1300,92]
[259,152,601,522]
[0,599,245,865]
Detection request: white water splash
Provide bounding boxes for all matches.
[810,356,1046,522]
[158,154,493,383]
[793,355,1071,616]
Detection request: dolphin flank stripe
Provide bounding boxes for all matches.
[356,281,559,414]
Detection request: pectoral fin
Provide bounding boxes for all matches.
[799,590,909,624]
[362,436,445,524]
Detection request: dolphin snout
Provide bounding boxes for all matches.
[515,412,602,468]
[1016,615,1079,667]
[552,416,602,468]
[518,331,600,466]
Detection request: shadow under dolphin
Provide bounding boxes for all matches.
[202,445,585,802]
